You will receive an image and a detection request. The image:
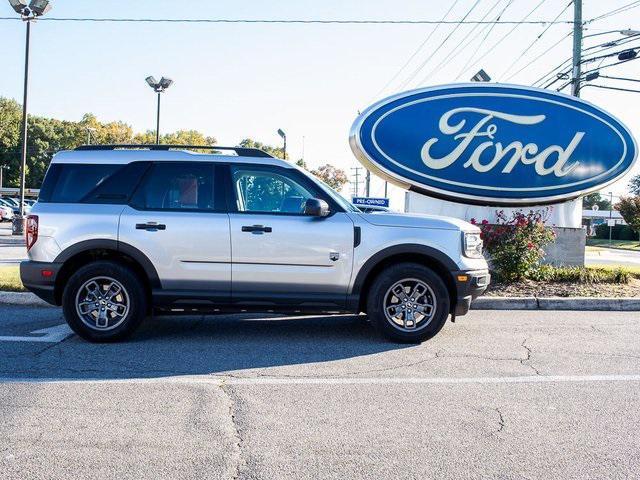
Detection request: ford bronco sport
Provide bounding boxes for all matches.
[20,145,489,343]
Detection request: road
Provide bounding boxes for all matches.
[1,306,639,479]
[585,246,640,267]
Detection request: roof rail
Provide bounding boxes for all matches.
[74,144,274,158]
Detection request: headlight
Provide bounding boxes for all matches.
[463,231,483,258]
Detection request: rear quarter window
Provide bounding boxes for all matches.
[38,163,149,204]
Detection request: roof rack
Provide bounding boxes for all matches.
[74,144,274,158]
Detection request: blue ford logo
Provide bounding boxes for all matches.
[349,84,637,205]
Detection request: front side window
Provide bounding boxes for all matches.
[231,166,317,214]
[131,162,217,211]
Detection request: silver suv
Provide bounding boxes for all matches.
[20,145,489,343]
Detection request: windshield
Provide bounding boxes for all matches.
[298,168,360,212]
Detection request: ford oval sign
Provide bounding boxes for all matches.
[349,84,637,205]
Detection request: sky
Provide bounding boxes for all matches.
[0,0,639,203]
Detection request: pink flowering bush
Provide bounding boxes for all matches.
[470,209,556,282]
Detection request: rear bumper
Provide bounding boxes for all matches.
[19,261,62,306]
[452,269,490,316]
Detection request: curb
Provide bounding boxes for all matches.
[472,296,640,311]
[0,291,51,307]
[2,291,640,311]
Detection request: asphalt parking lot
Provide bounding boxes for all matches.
[1,306,639,479]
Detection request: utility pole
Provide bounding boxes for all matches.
[351,167,362,197]
[571,0,583,97]
[365,170,371,197]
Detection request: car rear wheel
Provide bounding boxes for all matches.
[62,261,147,342]
[366,263,450,343]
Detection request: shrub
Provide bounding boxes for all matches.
[471,209,556,282]
[528,265,631,284]
[594,223,638,240]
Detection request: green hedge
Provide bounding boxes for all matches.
[595,223,638,240]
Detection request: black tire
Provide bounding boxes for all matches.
[366,262,450,343]
[62,260,148,342]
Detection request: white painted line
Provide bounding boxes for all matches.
[1,374,640,385]
[0,324,73,343]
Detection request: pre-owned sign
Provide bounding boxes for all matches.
[349,84,637,206]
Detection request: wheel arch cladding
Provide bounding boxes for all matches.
[53,239,160,305]
[353,244,457,313]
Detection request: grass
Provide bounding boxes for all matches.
[586,238,640,252]
[0,265,26,292]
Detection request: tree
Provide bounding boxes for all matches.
[310,164,349,191]
[615,196,640,241]
[133,129,216,146]
[629,175,640,196]
[238,138,286,160]
[583,192,612,210]
[0,96,218,188]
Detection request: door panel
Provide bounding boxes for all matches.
[229,213,354,296]
[118,162,231,296]
[119,206,231,292]
[227,164,354,302]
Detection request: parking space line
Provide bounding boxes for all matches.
[0,324,73,343]
[1,374,640,385]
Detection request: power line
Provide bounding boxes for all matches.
[0,16,575,25]
[459,0,550,80]
[533,33,640,87]
[398,0,482,90]
[582,83,640,93]
[372,0,462,99]
[454,0,517,80]
[500,1,573,81]
[417,0,505,85]
[587,0,640,23]
[505,31,572,82]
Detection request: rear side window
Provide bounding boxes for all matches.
[39,163,149,204]
[130,162,220,212]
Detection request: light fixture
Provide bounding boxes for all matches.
[8,0,28,14]
[159,77,173,89]
[29,0,51,16]
[145,76,158,88]
[470,69,491,82]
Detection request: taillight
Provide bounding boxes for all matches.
[26,215,38,251]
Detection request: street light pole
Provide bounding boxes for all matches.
[8,0,53,235]
[16,19,31,232]
[609,191,614,246]
[277,129,287,160]
[145,76,173,145]
[156,92,161,145]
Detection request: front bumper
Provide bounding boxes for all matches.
[451,269,490,316]
[20,261,62,306]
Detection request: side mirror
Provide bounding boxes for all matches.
[304,198,330,217]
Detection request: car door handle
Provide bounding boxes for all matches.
[136,222,166,231]
[241,225,272,233]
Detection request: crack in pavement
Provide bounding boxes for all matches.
[219,382,247,480]
[520,338,541,376]
[495,407,506,433]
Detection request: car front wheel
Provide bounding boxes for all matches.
[62,261,147,342]
[366,263,450,343]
